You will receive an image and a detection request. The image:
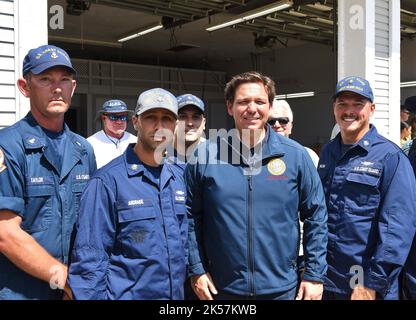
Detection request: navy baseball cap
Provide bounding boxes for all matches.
[135,88,178,117]
[98,99,133,114]
[177,94,205,114]
[22,45,76,76]
[333,76,374,102]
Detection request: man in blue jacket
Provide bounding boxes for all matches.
[68,88,188,299]
[0,45,96,299]
[186,71,328,300]
[318,76,416,300]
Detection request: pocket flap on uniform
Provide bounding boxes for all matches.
[118,207,156,223]
[72,182,87,193]
[346,172,379,186]
[25,185,54,197]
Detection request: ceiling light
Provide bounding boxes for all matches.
[401,81,416,88]
[275,91,315,99]
[206,0,293,32]
[118,24,163,43]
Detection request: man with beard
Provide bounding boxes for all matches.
[68,88,188,299]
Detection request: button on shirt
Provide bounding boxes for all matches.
[68,144,188,300]
[0,112,96,300]
[318,125,416,299]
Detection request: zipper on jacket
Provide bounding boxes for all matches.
[247,174,255,296]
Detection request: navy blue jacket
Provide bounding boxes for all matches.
[403,140,416,299]
[318,125,416,299]
[68,144,188,300]
[0,112,96,299]
[185,126,328,296]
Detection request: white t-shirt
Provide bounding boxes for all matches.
[87,130,137,169]
[305,146,319,168]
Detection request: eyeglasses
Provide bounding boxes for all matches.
[105,114,128,121]
[267,117,290,126]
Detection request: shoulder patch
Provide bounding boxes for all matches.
[0,148,6,173]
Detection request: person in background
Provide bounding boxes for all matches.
[173,93,207,300]
[174,94,206,164]
[318,76,416,300]
[68,88,188,300]
[400,121,412,155]
[87,99,136,169]
[268,99,319,166]
[401,105,411,122]
[0,45,96,299]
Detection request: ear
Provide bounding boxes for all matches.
[131,115,140,131]
[369,102,375,117]
[201,117,206,131]
[71,79,77,97]
[17,78,30,98]
[226,101,233,117]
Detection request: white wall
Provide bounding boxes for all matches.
[0,0,48,129]
[0,0,16,129]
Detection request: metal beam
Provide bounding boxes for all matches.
[269,11,333,30]
[94,0,195,20]
[253,17,333,39]
[237,23,332,45]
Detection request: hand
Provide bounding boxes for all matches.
[190,273,218,300]
[296,280,323,300]
[351,286,376,300]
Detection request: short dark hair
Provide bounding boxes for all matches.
[401,120,410,131]
[224,71,276,105]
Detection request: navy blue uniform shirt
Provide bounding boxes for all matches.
[318,125,416,299]
[68,144,188,300]
[0,112,96,300]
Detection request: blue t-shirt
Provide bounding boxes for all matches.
[42,127,67,172]
[143,163,162,187]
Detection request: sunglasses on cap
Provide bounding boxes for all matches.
[267,117,290,126]
[105,114,128,121]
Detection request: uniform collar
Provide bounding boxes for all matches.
[125,144,146,176]
[331,124,377,158]
[21,112,85,154]
[124,144,175,181]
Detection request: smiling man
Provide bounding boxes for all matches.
[68,88,188,300]
[186,71,328,300]
[0,45,96,299]
[318,76,416,300]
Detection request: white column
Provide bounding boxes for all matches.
[14,0,48,120]
[338,0,401,143]
[388,0,401,144]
